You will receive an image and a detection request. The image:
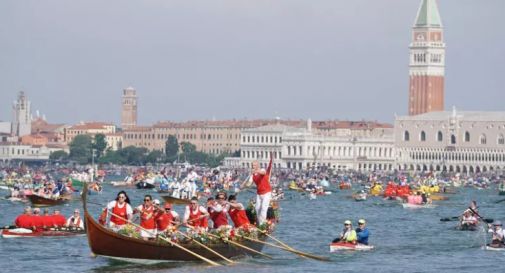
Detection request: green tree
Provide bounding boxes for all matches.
[49,150,69,161]
[146,150,164,164]
[93,133,108,158]
[69,135,92,164]
[180,142,196,155]
[119,146,149,165]
[165,135,178,158]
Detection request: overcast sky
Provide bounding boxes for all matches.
[0,0,503,126]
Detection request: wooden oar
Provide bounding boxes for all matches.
[239,234,329,261]
[175,230,235,264]
[185,224,273,259]
[105,209,221,266]
[495,198,505,204]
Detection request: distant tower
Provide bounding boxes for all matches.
[408,0,445,116]
[121,87,137,129]
[11,91,31,137]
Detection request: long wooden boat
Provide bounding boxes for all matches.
[160,195,192,205]
[1,228,85,238]
[82,187,268,263]
[27,194,71,207]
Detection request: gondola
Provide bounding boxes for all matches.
[135,181,155,189]
[27,194,71,207]
[82,186,270,263]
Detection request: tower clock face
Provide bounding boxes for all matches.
[416,33,425,41]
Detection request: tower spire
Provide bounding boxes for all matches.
[414,0,442,27]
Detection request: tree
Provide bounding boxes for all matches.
[146,150,164,164]
[93,133,108,158]
[180,142,196,155]
[49,150,69,161]
[118,146,149,165]
[69,135,92,164]
[165,135,178,158]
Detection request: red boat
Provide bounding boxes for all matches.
[1,228,85,238]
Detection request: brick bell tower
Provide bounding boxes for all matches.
[408,0,445,116]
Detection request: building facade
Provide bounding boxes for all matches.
[64,122,116,145]
[121,87,137,129]
[11,91,31,137]
[408,0,445,116]
[0,142,68,162]
[239,120,395,171]
[395,110,505,173]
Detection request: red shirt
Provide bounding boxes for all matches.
[209,209,228,229]
[252,159,272,195]
[41,215,54,228]
[155,211,173,231]
[111,202,128,225]
[229,207,250,228]
[53,215,66,227]
[15,214,33,229]
[139,205,156,230]
[188,206,208,228]
[31,215,44,230]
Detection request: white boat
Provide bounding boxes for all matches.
[484,245,505,251]
[330,242,374,252]
[402,203,437,209]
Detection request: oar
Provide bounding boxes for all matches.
[495,198,505,204]
[105,209,221,266]
[185,224,272,259]
[440,216,460,222]
[468,207,494,224]
[239,234,329,261]
[175,230,235,264]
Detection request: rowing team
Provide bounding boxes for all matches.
[99,191,267,240]
[13,206,84,230]
[332,219,370,245]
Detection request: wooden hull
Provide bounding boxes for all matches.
[160,195,191,205]
[82,187,267,262]
[27,194,71,207]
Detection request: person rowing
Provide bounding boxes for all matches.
[154,202,180,235]
[207,192,229,229]
[487,221,505,248]
[100,191,133,231]
[332,220,357,244]
[14,206,34,230]
[183,197,209,231]
[133,195,157,241]
[227,194,251,228]
[355,219,370,245]
[66,209,84,230]
[459,209,478,230]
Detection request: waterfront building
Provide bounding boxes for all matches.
[239,120,395,171]
[408,0,445,116]
[121,87,137,129]
[64,121,116,145]
[0,142,68,163]
[395,109,505,173]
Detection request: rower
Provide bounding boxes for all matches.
[133,195,157,240]
[41,208,53,229]
[241,157,273,225]
[14,206,34,229]
[355,219,370,245]
[227,194,251,228]
[460,209,478,227]
[66,209,84,229]
[183,197,209,230]
[102,191,133,231]
[31,208,44,230]
[333,220,357,244]
[488,221,505,247]
[154,202,180,234]
[207,192,229,229]
[53,209,67,228]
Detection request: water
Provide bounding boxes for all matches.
[1,183,504,273]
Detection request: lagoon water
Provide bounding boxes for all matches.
[1,180,504,273]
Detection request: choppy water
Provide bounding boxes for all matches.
[1,181,504,273]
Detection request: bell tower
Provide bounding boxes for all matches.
[121,87,137,129]
[408,0,445,115]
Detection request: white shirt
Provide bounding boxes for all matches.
[66,216,85,229]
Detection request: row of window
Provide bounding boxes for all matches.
[124,133,239,141]
[242,135,282,144]
[242,150,281,160]
[404,130,505,145]
[406,150,505,163]
[286,145,393,158]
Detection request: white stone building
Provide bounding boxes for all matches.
[0,142,68,162]
[395,109,505,173]
[239,121,395,171]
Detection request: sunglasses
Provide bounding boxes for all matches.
[118,196,126,199]
[144,199,151,202]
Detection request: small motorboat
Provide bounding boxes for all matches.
[1,228,85,238]
[330,242,374,252]
[402,203,437,209]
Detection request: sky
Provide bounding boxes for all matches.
[0,0,504,126]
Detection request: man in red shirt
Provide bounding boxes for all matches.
[53,209,66,227]
[154,203,180,234]
[41,208,54,229]
[242,156,273,225]
[14,206,34,229]
[31,208,44,231]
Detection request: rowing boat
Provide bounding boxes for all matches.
[1,228,85,238]
[401,203,437,209]
[27,194,72,207]
[160,195,192,205]
[82,185,271,263]
[456,223,479,231]
[330,242,374,252]
[484,245,505,251]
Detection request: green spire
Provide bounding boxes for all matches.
[414,0,442,27]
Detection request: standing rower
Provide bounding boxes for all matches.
[102,191,133,231]
[242,156,273,225]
